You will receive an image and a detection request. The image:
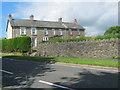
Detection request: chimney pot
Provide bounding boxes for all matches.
[74,19,77,23]
[30,15,34,20]
[8,14,12,20]
[58,18,62,22]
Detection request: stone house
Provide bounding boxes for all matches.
[6,14,85,47]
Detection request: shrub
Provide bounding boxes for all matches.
[2,36,31,53]
[46,34,120,43]
[104,26,120,35]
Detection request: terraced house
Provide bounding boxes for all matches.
[6,14,85,47]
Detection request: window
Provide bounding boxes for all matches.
[77,29,80,35]
[76,35,80,38]
[43,36,49,41]
[44,28,48,35]
[69,29,73,35]
[31,27,37,35]
[59,29,63,35]
[52,29,56,35]
[20,27,26,35]
[32,37,37,47]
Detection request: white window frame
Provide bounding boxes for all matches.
[77,29,80,35]
[20,27,26,35]
[44,28,48,35]
[59,29,63,35]
[52,29,56,35]
[31,27,37,35]
[43,36,49,41]
[69,29,72,35]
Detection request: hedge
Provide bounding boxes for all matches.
[44,34,120,43]
[2,36,31,53]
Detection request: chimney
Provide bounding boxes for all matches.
[30,15,34,20]
[58,18,62,22]
[74,19,77,23]
[8,14,12,21]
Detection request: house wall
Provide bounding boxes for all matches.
[12,27,85,44]
[37,39,119,59]
[7,21,13,39]
[13,27,20,37]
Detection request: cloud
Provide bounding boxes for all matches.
[12,2,118,37]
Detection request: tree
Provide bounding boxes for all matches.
[104,26,120,35]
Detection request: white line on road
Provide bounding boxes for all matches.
[0,69,14,75]
[39,80,74,90]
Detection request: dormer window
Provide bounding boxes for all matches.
[20,27,26,35]
[44,28,48,35]
[31,27,37,35]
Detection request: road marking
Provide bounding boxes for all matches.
[52,64,118,72]
[39,80,74,90]
[0,69,14,75]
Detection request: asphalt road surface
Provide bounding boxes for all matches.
[1,58,119,89]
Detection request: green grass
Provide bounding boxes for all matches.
[0,55,11,57]
[2,55,120,67]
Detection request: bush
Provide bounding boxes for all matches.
[104,26,120,35]
[2,36,31,53]
[111,56,120,59]
[95,34,120,40]
[45,34,120,43]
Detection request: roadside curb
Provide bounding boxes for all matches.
[54,62,119,70]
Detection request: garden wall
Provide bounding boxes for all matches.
[37,39,119,59]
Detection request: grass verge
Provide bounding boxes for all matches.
[2,55,120,67]
[0,55,11,57]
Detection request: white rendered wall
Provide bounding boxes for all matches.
[7,21,13,39]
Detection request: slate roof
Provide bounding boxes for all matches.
[10,19,85,29]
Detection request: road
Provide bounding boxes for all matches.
[1,58,119,89]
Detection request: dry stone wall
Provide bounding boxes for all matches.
[37,38,119,59]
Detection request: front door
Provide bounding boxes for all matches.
[32,37,37,47]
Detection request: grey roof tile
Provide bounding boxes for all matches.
[10,19,85,29]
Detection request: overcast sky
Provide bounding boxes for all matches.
[1,0,118,38]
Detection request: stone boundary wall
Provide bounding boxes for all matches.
[37,39,119,59]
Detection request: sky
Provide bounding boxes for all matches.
[1,0,118,38]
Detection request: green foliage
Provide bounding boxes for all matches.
[2,36,31,53]
[104,26,120,35]
[111,56,120,59]
[45,34,120,43]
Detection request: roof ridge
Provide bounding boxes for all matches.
[12,19,77,24]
